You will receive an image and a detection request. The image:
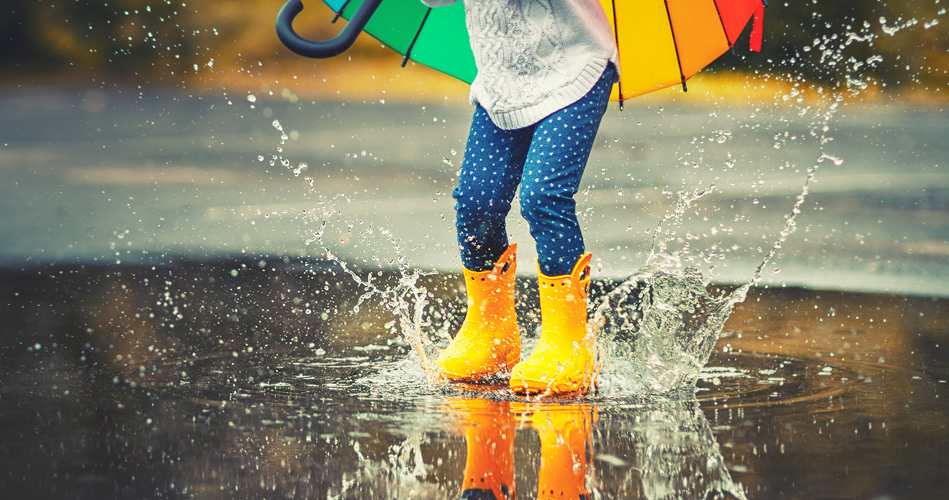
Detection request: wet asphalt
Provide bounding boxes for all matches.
[1,87,946,295]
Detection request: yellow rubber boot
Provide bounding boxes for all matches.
[510,253,596,395]
[534,404,593,500]
[436,244,521,382]
[447,398,516,500]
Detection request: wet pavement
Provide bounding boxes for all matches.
[1,261,947,499]
[1,88,947,295]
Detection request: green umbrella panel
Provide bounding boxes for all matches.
[321,0,476,83]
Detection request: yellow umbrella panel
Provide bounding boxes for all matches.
[601,0,766,102]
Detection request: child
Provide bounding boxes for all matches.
[423,0,619,395]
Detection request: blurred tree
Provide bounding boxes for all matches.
[727,1,948,89]
[2,0,200,79]
[1,1,43,67]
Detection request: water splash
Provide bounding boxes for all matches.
[265,125,444,385]
[302,200,441,384]
[593,264,726,395]
[593,113,833,395]
[592,73,839,396]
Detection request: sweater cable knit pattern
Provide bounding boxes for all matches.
[422,0,619,130]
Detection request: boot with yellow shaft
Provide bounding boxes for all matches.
[436,244,521,382]
[510,253,596,395]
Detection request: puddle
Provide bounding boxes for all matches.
[2,262,946,499]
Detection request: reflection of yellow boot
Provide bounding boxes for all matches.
[437,245,521,382]
[534,405,593,500]
[510,253,595,395]
[446,398,516,500]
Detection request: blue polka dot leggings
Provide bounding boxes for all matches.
[454,64,615,276]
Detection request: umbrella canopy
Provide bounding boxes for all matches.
[277,0,764,102]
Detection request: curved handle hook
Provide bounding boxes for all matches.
[276,0,384,59]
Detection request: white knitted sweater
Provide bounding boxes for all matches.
[421,0,619,130]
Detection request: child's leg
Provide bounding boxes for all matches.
[454,106,532,271]
[519,66,615,276]
[510,66,615,395]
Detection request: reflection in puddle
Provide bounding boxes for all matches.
[595,400,745,500]
[443,398,520,500]
[438,396,745,500]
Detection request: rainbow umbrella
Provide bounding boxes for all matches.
[276,0,765,103]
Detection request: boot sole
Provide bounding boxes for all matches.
[439,350,521,383]
[509,374,595,396]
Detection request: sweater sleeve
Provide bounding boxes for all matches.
[420,0,458,6]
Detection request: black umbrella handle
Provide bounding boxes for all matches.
[276,0,384,58]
